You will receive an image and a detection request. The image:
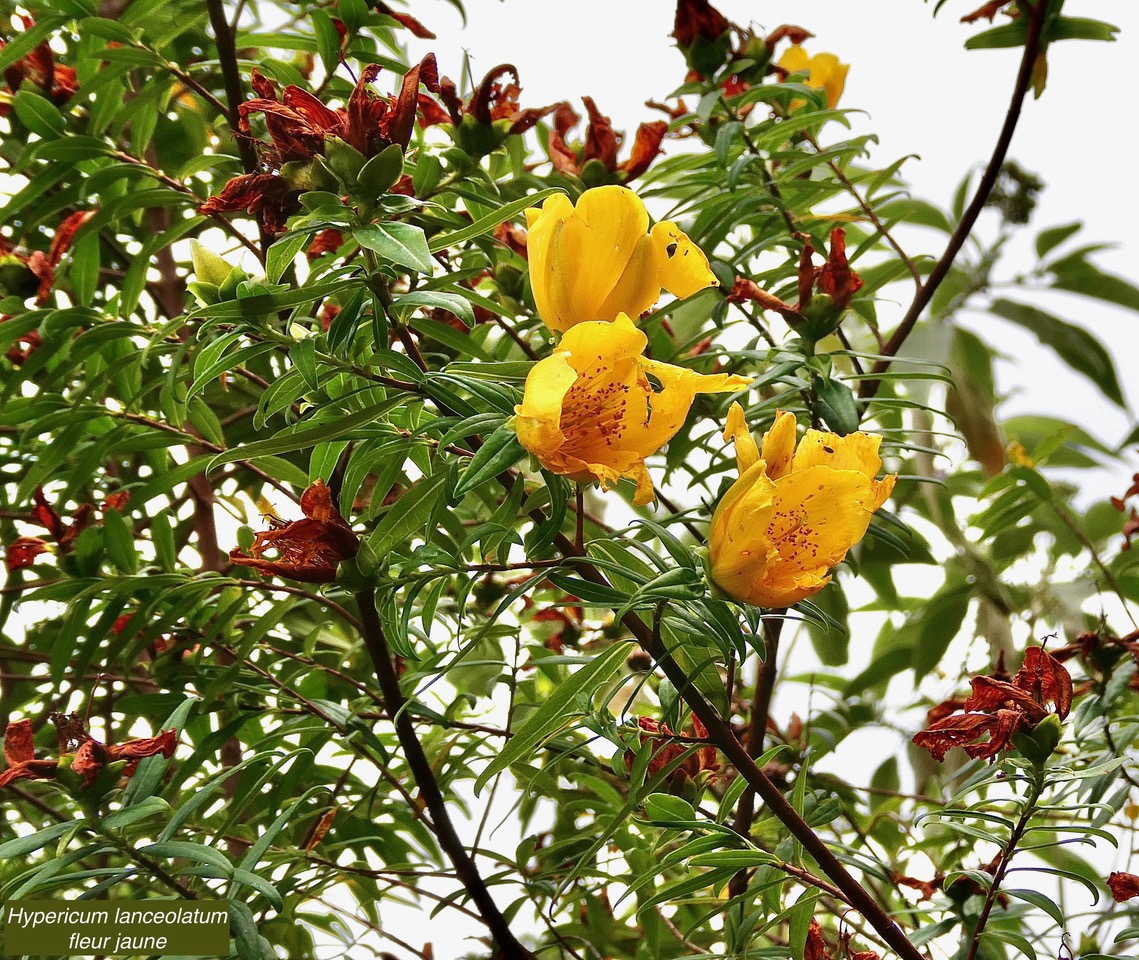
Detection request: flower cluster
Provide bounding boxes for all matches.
[671,0,849,110]
[199,57,442,232]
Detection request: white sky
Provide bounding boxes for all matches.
[406,0,1139,460]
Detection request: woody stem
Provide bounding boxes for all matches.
[727,614,784,901]
[555,542,924,960]
[859,0,1047,400]
[355,589,536,960]
[964,771,1044,960]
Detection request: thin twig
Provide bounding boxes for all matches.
[728,614,784,900]
[860,2,1048,399]
[964,772,1044,960]
[205,0,259,177]
[355,590,535,959]
[555,542,924,960]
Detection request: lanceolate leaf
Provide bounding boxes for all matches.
[475,642,635,793]
[989,298,1125,406]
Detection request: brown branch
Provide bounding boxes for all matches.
[728,614,784,900]
[355,589,535,960]
[555,544,924,960]
[964,773,1043,960]
[205,0,258,177]
[860,2,1048,400]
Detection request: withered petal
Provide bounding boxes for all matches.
[581,96,621,169]
[617,120,668,182]
[0,759,58,788]
[1108,871,1139,902]
[31,486,66,541]
[3,719,35,766]
[912,712,1000,762]
[1013,646,1073,719]
[6,535,49,572]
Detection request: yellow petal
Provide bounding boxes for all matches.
[723,401,760,475]
[791,428,884,479]
[559,312,646,372]
[743,570,832,609]
[514,350,578,463]
[812,53,849,108]
[543,186,650,331]
[709,462,778,600]
[650,221,718,300]
[628,359,749,459]
[526,193,574,331]
[761,410,798,480]
[778,45,809,75]
[870,473,897,513]
[767,466,877,573]
[594,233,661,322]
[777,46,849,110]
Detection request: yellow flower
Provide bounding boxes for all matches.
[514,314,749,505]
[709,404,895,608]
[777,46,849,109]
[525,185,717,333]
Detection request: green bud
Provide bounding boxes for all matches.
[356,143,405,197]
[454,114,505,158]
[189,240,232,287]
[235,524,256,553]
[309,155,342,192]
[1012,713,1062,768]
[218,266,249,301]
[324,137,367,187]
[686,33,733,79]
[732,38,773,85]
[279,159,316,192]
[797,292,843,342]
[579,157,616,189]
[0,255,38,298]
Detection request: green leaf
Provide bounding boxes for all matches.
[1046,16,1119,43]
[368,470,449,556]
[989,298,1124,406]
[1035,221,1081,259]
[0,821,79,859]
[1050,259,1139,313]
[455,426,523,496]
[805,581,850,667]
[813,375,860,435]
[101,796,171,830]
[101,507,138,574]
[12,89,64,137]
[642,794,697,824]
[427,188,563,252]
[475,641,636,793]
[687,849,779,869]
[139,840,232,872]
[356,144,405,196]
[207,397,403,474]
[354,222,434,274]
[265,232,309,284]
[394,290,476,328]
[1005,887,1066,930]
[965,21,1028,50]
